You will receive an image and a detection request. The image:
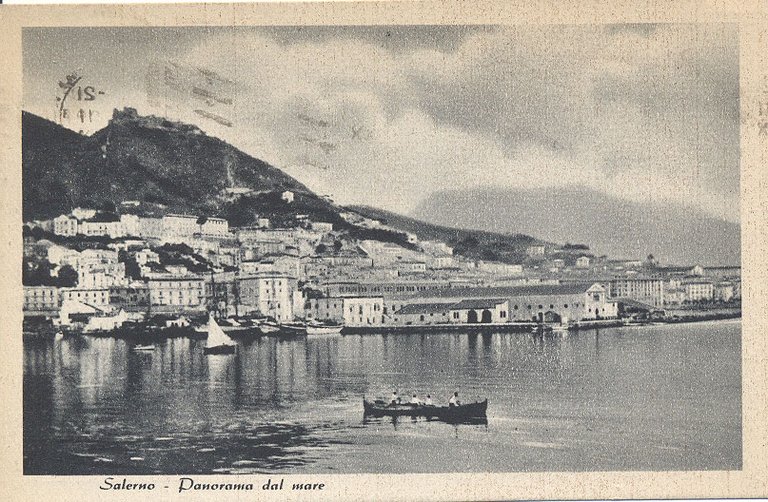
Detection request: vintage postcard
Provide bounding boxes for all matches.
[0,1,766,501]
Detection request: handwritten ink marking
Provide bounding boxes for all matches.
[56,72,105,134]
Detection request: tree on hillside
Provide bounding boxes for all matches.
[56,265,78,287]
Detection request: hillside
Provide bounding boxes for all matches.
[22,109,312,221]
[411,187,740,267]
[348,205,549,264]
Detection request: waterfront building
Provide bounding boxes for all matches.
[342,297,384,326]
[58,299,109,326]
[407,283,614,323]
[23,286,59,314]
[449,299,509,324]
[526,245,546,257]
[146,275,206,311]
[608,277,665,307]
[664,287,686,305]
[60,287,111,307]
[109,284,150,312]
[237,273,295,321]
[304,296,384,326]
[281,190,295,203]
[390,303,452,325]
[714,282,735,302]
[321,279,453,300]
[683,278,714,302]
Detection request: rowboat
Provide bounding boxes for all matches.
[363,398,488,420]
[132,344,156,352]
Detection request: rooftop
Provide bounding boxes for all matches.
[411,282,600,299]
[394,303,454,315]
[451,298,507,310]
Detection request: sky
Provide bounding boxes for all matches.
[23,24,740,223]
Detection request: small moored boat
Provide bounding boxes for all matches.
[305,320,343,336]
[279,321,307,337]
[132,344,156,352]
[257,319,281,335]
[363,398,488,420]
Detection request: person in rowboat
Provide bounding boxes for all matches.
[390,391,400,406]
[448,392,461,407]
[410,394,421,406]
[425,395,433,406]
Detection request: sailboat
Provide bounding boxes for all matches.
[203,314,237,355]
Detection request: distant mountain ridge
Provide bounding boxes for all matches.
[348,205,549,264]
[410,186,740,267]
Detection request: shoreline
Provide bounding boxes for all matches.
[22,311,742,340]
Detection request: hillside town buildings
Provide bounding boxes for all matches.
[23,205,741,328]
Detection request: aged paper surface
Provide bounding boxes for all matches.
[0,1,766,500]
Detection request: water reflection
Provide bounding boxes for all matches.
[24,321,742,474]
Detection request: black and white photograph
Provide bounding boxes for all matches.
[16,15,748,488]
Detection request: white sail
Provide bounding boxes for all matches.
[206,314,235,347]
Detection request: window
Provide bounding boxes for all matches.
[549,304,554,309]
[514,305,518,310]
[527,305,531,309]
[564,304,568,308]
[538,305,543,309]
[500,311,507,318]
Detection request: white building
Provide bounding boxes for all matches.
[342,297,384,326]
[71,207,97,220]
[60,288,111,307]
[199,217,229,237]
[238,273,296,321]
[684,279,714,302]
[312,221,334,233]
[53,215,78,236]
[163,214,199,241]
[449,299,509,324]
[420,240,454,256]
[79,220,125,238]
[281,190,295,203]
[575,256,591,268]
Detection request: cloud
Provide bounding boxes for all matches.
[24,25,739,223]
